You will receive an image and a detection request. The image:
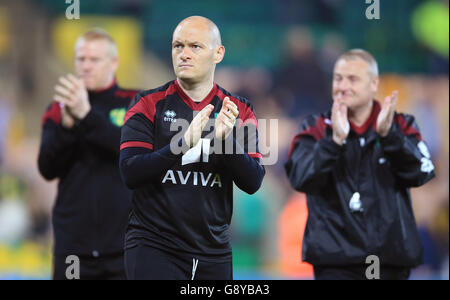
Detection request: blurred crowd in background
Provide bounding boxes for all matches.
[0,0,448,279]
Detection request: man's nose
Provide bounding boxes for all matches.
[180,48,192,61]
[81,60,93,72]
[338,78,350,90]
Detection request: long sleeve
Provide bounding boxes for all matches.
[284,115,344,194]
[120,139,186,190]
[37,103,78,180]
[221,137,265,194]
[220,102,265,194]
[285,133,343,194]
[380,113,435,187]
[119,95,189,189]
[75,109,122,156]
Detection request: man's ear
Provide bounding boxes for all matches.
[214,46,225,64]
[371,75,379,94]
[111,56,119,73]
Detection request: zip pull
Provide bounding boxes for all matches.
[191,258,199,280]
[349,192,363,212]
[359,137,366,147]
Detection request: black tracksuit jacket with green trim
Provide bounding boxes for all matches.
[38,82,139,257]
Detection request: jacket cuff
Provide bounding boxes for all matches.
[380,123,403,152]
[74,109,99,134]
[56,124,78,143]
[319,135,344,155]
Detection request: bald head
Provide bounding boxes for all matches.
[174,16,222,48]
[172,16,225,85]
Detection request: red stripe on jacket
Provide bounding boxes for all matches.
[120,141,154,150]
[42,102,62,125]
[124,83,177,124]
[287,117,327,159]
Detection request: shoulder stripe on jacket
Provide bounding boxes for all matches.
[114,89,140,100]
[394,114,422,141]
[216,86,258,129]
[124,82,177,124]
[42,102,61,125]
[287,116,328,159]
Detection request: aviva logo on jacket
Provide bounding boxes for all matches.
[109,108,127,127]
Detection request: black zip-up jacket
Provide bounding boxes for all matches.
[285,101,435,268]
[38,81,139,257]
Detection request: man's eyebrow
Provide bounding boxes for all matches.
[190,41,206,46]
[172,40,206,46]
[172,40,185,45]
[333,72,360,78]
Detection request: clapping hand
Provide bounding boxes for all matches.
[184,104,214,148]
[376,91,398,137]
[54,74,91,128]
[215,97,238,140]
[331,94,350,145]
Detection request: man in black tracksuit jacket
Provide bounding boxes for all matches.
[120,16,265,280]
[38,29,139,279]
[285,49,435,280]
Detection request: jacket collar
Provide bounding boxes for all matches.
[87,78,118,98]
[349,100,381,136]
[174,79,217,111]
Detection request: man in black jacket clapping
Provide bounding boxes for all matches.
[38,29,139,280]
[285,49,435,280]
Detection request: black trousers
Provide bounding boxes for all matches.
[124,244,233,280]
[53,252,126,280]
[314,265,411,280]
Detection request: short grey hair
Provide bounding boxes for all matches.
[75,28,118,58]
[336,49,379,77]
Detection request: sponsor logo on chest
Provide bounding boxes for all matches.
[164,110,177,123]
[162,170,222,188]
